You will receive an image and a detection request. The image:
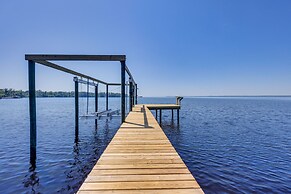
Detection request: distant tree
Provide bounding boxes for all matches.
[0,88,123,98]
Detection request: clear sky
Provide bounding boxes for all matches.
[0,0,290,96]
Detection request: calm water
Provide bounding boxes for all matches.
[0,97,291,193]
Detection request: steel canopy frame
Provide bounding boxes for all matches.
[25,54,137,166]
[25,54,126,61]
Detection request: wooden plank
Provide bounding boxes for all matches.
[146,104,181,110]
[100,155,181,160]
[77,105,203,193]
[78,188,204,194]
[102,153,179,156]
[94,164,186,169]
[104,150,176,154]
[107,145,172,148]
[79,180,200,190]
[110,141,171,145]
[115,133,164,136]
[106,146,173,150]
[113,137,168,140]
[89,168,191,175]
[84,174,195,182]
[106,147,175,151]
[96,159,183,165]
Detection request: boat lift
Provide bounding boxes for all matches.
[73,77,121,119]
[25,54,137,166]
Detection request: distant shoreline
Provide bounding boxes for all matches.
[0,96,122,99]
[1,95,291,100]
[0,88,123,99]
[1,88,290,99]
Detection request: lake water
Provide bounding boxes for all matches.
[0,97,290,193]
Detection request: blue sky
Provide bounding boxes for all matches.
[0,0,290,96]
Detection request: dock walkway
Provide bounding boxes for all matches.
[78,104,203,193]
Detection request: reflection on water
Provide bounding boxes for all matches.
[23,168,39,193]
[24,118,118,193]
[0,97,291,193]
[0,98,120,193]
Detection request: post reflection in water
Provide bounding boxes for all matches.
[23,165,39,193]
[22,116,120,194]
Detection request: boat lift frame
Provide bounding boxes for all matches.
[25,54,137,165]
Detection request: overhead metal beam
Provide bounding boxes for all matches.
[107,83,131,86]
[73,77,99,87]
[107,83,122,86]
[125,65,136,84]
[35,60,108,85]
[25,54,126,61]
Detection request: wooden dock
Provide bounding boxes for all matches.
[78,104,203,193]
[145,104,181,124]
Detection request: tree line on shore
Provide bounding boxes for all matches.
[0,88,122,98]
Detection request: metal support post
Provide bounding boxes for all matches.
[135,84,138,104]
[95,84,98,113]
[74,77,79,142]
[172,109,174,121]
[177,109,180,125]
[159,109,162,124]
[106,84,109,111]
[129,79,133,111]
[86,79,89,114]
[121,61,126,122]
[95,84,98,126]
[28,60,36,165]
